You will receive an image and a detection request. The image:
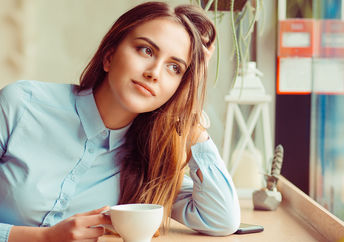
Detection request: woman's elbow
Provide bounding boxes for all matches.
[199,211,241,236]
[209,219,240,236]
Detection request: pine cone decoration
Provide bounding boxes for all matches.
[266,144,284,191]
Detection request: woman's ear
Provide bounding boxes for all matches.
[103,50,114,72]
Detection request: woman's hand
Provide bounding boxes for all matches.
[203,43,215,66]
[185,111,211,183]
[190,125,209,146]
[185,125,208,183]
[8,206,111,242]
[43,206,112,242]
[188,111,210,147]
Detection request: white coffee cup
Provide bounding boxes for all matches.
[109,203,163,242]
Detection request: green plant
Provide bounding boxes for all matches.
[191,0,222,83]
[231,0,263,89]
[192,0,263,87]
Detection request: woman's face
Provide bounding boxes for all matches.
[101,17,191,117]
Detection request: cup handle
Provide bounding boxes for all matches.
[101,209,110,216]
[102,224,118,234]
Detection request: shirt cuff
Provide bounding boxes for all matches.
[189,137,222,171]
[0,223,13,242]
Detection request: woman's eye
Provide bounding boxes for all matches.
[139,47,153,57]
[168,64,181,74]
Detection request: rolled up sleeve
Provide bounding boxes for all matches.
[172,138,241,236]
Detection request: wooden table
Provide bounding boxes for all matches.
[98,177,344,242]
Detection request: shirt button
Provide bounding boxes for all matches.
[102,130,108,137]
[70,174,76,181]
[60,198,67,206]
[87,141,95,153]
[58,194,68,206]
[54,212,63,220]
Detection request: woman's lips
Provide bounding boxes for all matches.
[132,80,156,96]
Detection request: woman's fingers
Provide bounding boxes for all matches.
[76,214,112,227]
[80,226,105,239]
[43,206,112,242]
[46,209,112,241]
[203,43,216,65]
[75,206,110,217]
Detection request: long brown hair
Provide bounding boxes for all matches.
[78,1,216,228]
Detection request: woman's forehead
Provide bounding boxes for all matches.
[127,17,192,65]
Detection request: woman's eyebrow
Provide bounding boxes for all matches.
[135,37,160,51]
[135,37,187,69]
[171,57,187,69]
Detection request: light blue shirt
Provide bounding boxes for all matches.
[0,80,240,241]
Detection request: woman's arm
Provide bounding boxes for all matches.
[8,226,48,242]
[172,127,241,236]
[7,207,111,242]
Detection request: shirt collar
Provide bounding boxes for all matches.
[75,88,131,150]
[109,124,131,151]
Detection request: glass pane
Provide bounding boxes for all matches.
[310,0,344,221]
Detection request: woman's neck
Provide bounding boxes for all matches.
[94,80,137,130]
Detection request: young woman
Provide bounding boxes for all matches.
[0,1,240,241]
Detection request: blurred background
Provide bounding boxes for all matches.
[0,0,343,222]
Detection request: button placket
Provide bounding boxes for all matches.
[43,138,101,227]
[56,193,68,208]
[59,197,67,207]
[41,139,101,227]
[88,147,94,153]
[87,140,95,153]
[70,172,76,182]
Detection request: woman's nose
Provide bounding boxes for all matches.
[143,62,161,81]
[143,71,157,81]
